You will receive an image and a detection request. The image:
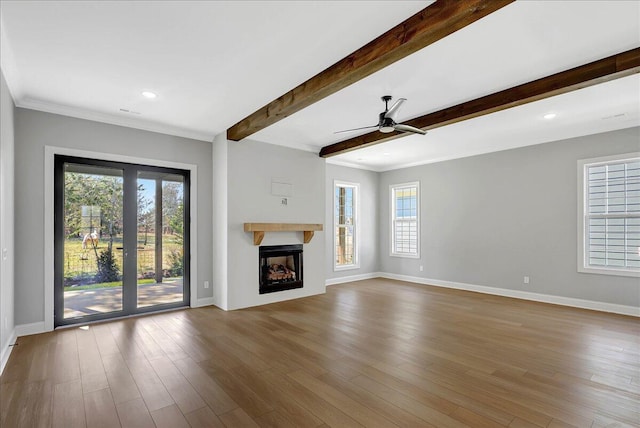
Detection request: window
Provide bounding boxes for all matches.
[578,153,640,277]
[391,182,419,258]
[334,182,359,270]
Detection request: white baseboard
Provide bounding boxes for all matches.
[1,329,17,375]
[326,272,382,286]
[195,297,216,307]
[15,321,47,337]
[379,272,640,317]
[15,302,216,337]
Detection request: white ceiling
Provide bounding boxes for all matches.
[1,1,639,171]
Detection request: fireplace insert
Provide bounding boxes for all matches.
[259,244,303,294]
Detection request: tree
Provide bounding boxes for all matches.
[162,182,182,236]
[64,172,91,238]
[102,176,123,251]
[64,172,124,269]
[137,183,154,246]
[162,182,184,277]
[169,202,184,243]
[95,248,120,283]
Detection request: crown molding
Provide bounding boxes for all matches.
[17,97,214,142]
[0,13,23,101]
[325,158,381,172]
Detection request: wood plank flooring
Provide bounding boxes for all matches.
[1,278,638,427]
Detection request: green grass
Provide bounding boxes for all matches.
[63,234,182,279]
[64,278,156,292]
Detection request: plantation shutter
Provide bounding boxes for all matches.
[586,159,640,269]
[392,184,418,256]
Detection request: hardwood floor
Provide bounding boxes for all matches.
[1,278,638,427]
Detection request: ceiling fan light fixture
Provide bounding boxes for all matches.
[380,116,396,133]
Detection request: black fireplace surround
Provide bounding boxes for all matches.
[259,244,303,294]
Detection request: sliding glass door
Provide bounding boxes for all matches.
[54,156,189,327]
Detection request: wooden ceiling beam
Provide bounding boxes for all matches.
[226,0,515,141]
[319,47,640,157]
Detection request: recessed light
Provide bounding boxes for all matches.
[543,112,557,120]
[383,152,391,156]
[142,91,157,99]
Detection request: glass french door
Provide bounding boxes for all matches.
[54,155,190,327]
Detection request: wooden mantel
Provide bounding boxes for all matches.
[244,223,323,245]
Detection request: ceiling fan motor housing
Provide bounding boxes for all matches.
[379,112,396,133]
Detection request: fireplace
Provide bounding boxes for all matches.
[259,244,303,294]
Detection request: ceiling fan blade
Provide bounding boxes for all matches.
[334,125,378,134]
[394,123,427,135]
[384,98,407,120]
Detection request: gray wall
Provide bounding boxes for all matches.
[226,139,325,310]
[0,69,15,360]
[325,163,379,281]
[379,127,640,307]
[14,109,213,325]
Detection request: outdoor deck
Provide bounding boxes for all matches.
[64,279,184,319]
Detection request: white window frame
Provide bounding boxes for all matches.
[577,152,640,278]
[390,181,420,259]
[334,180,360,271]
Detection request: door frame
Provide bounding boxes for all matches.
[44,146,199,331]
[54,155,191,327]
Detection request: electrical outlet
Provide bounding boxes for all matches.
[281,198,288,206]
[204,281,210,289]
[523,276,530,284]
[419,265,424,272]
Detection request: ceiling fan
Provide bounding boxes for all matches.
[335,95,427,136]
